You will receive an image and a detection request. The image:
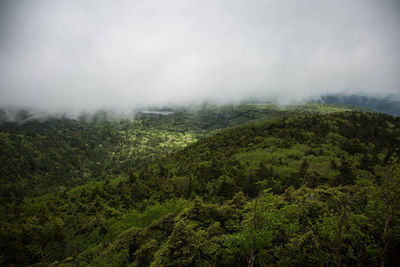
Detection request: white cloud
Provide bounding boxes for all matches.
[0,0,399,112]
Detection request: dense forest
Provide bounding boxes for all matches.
[1,104,399,266]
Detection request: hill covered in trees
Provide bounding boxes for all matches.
[1,104,400,266]
[0,103,358,203]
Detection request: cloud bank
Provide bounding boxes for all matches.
[0,0,399,112]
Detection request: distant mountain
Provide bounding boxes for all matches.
[315,93,400,116]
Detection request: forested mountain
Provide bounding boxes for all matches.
[1,104,400,266]
[317,94,400,116]
[0,103,358,203]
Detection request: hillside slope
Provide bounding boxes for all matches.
[0,103,359,203]
[1,111,400,266]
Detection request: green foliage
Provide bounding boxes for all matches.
[1,105,400,266]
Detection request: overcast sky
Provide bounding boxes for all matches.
[0,0,399,113]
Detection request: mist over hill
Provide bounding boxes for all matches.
[1,92,399,125]
[1,0,400,265]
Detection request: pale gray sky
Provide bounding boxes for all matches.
[0,0,399,113]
